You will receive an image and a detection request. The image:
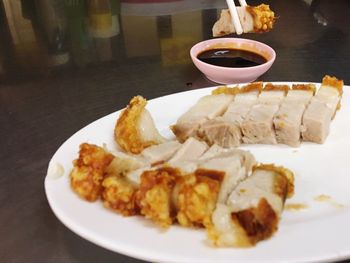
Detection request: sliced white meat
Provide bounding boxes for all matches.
[302,76,343,143]
[274,87,314,146]
[209,165,294,247]
[222,90,260,125]
[199,144,225,160]
[141,140,181,164]
[241,104,280,144]
[171,94,234,142]
[301,98,333,143]
[199,149,256,204]
[241,85,287,144]
[274,102,307,147]
[138,108,167,144]
[168,137,208,164]
[197,117,241,148]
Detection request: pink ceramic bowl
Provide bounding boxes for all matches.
[190,38,276,84]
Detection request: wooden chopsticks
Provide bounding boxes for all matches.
[226,0,248,35]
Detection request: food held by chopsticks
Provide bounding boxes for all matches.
[213,4,276,37]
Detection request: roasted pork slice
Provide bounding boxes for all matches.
[193,83,262,148]
[241,84,288,144]
[115,96,166,154]
[301,99,334,144]
[213,4,276,37]
[222,82,262,125]
[241,104,280,144]
[197,117,241,148]
[314,75,343,118]
[274,85,314,146]
[171,94,234,142]
[208,164,294,247]
[168,137,208,164]
[274,102,307,147]
[302,76,343,143]
[199,149,256,204]
[141,140,181,164]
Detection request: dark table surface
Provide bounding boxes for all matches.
[1,0,350,262]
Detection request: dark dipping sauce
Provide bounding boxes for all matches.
[197,48,267,68]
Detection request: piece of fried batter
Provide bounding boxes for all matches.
[175,169,223,228]
[102,175,139,216]
[115,96,165,154]
[135,167,180,227]
[70,143,114,202]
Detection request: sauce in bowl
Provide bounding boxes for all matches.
[197,48,267,68]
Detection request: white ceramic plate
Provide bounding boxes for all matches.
[45,82,350,263]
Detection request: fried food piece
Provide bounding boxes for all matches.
[102,175,139,216]
[208,164,294,247]
[115,96,166,154]
[246,4,276,33]
[70,143,114,202]
[213,4,276,37]
[135,167,180,227]
[174,169,224,228]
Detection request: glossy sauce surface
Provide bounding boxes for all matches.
[197,48,267,68]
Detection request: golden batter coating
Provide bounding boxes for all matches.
[70,143,114,202]
[115,96,159,154]
[135,167,180,227]
[102,175,139,216]
[175,169,223,228]
[246,4,276,32]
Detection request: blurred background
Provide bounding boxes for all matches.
[0,0,349,85]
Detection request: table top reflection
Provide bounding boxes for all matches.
[1,0,350,262]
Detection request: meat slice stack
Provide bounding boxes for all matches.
[274,84,315,146]
[172,75,343,147]
[208,164,294,247]
[171,93,234,142]
[302,75,343,143]
[241,84,289,144]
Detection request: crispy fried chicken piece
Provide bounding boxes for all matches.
[115,96,166,154]
[70,143,114,202]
